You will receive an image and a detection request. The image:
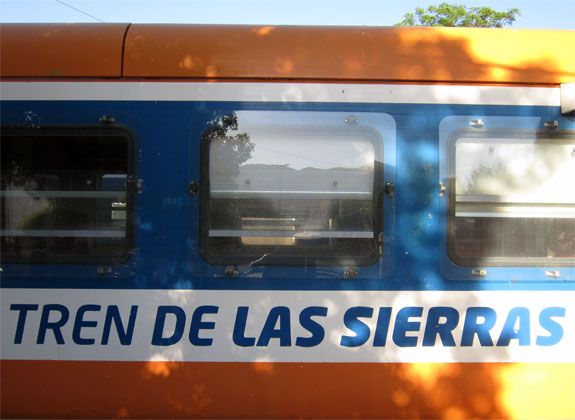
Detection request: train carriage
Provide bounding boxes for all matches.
[1,23,574,419]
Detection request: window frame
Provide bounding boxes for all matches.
[445,127,575,267]
[0,124,137,265]
[198,111,387,267]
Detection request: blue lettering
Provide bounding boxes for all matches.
[233,306,255,347]
[10,304,39,344]
[392,307,423,347]
[340,306,373,347]
[101,305,138,345]
[37,304,69,345]
[423,306,459,347]
[497,307,530,346]
[189,305,219,346]
[461,307,496,346]
[257,306,291,347]
[536,307,566,346]
[373,307,392,347]
[296,306,327,347]
[72,305,101,345]
[151,306,186,346]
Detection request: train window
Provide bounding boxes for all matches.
[446,129,575,266]
[199,111,386,266]
[0,125,135,264]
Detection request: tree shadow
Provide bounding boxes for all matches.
[123,25,573,85]
[1,24,574,419]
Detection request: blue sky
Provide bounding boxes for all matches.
[0,0,574,29]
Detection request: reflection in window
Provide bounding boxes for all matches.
[448,130,575,265]
[201,112,384,265]
[0,127,134,263]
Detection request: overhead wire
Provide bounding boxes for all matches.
[54,0,105,22]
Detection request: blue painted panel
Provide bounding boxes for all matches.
[1,100,573,291]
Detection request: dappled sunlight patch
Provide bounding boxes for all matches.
[252,26,275,37]
[464,31,562,68]
[145,360,173,378]
[178,55,203,71]
[391,388,410,407]
[442,406,467,420]
[487,66,510,82]
[395,29,478,82]
[164,288,197,307]
[396,363,505,419]
[205,64,219,77]
[498,363,575,419]
[404,362,449,388]
[393,27,575,84]
[273,57,294,74]
[251,361,275,375]
[440,29,574,82]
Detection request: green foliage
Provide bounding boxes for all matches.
[203,112,254,180]
[396,3,520,28]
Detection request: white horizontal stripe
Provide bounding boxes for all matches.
[0,190,125,199]
[1,289,573,363]
[456,194,575,205]
[0,229,125,238]
[211,190,372,199]
[209,229,374,238]
[456,203,575,218]
[456,212,575,218]
[0,82,561,106]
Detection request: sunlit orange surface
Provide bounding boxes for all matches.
[2,361,574,419]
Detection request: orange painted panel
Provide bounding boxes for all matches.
[2,360,574,419]
[124,25,575,84]
[0,23,129,77]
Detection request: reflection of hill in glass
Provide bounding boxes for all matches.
[212,163,374,193]
[462,163,505,195]
[457,141,575,200]
[205,112,254,180]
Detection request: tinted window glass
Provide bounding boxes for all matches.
[1,126,134,264]
[447,129,575,265]
[200,112,385,266]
